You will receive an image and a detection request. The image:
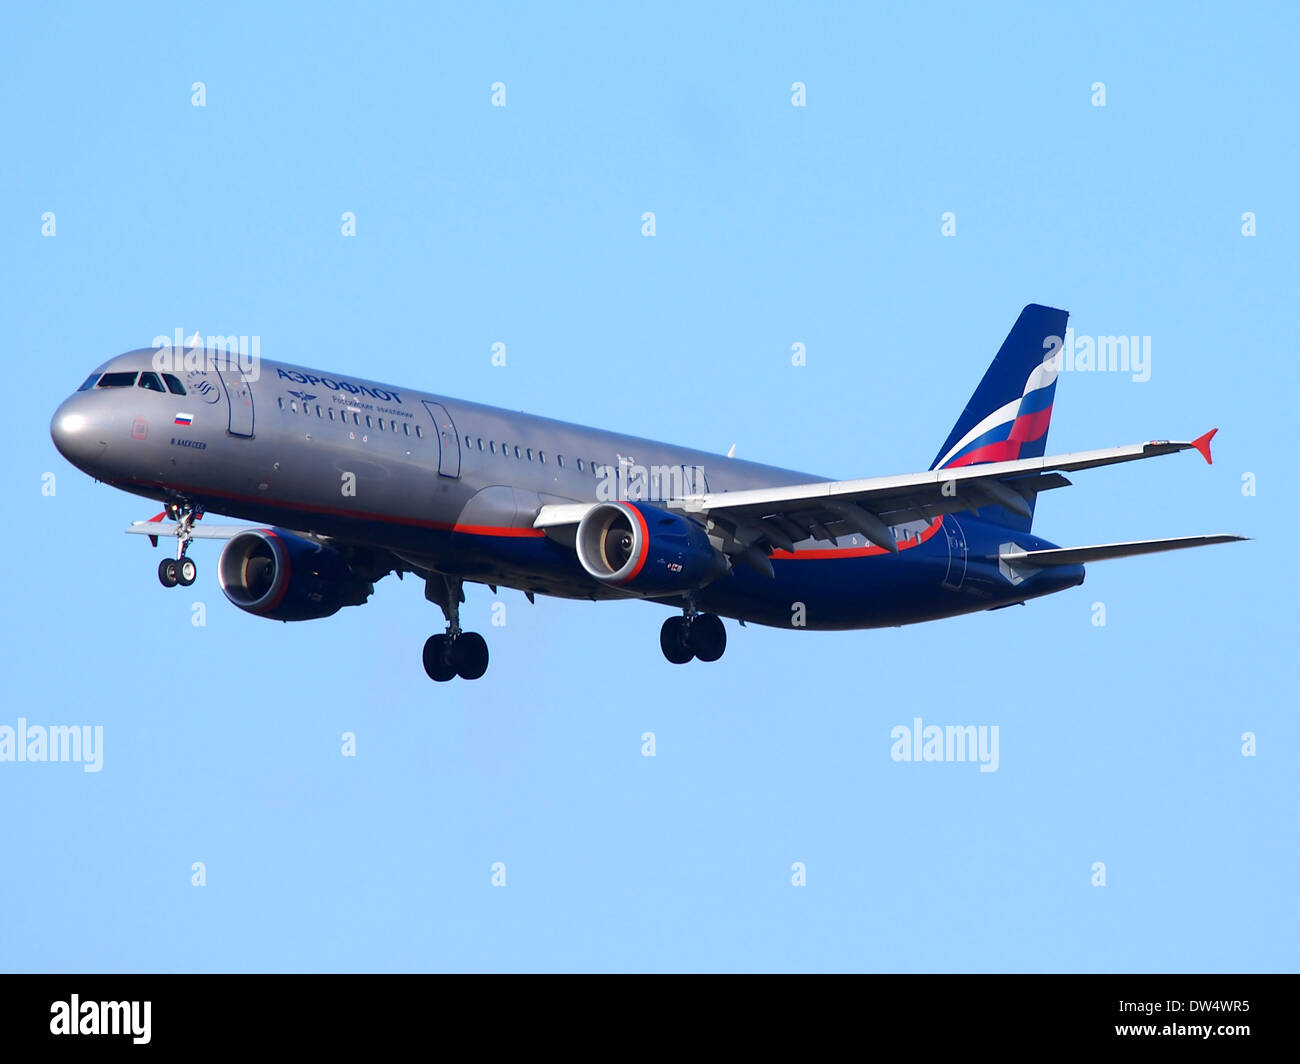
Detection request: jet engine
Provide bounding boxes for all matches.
[218,529,373,621]
[575,502,725,593]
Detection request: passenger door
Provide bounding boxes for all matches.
[422,400,460,477]
[941,517,967,591]
[214,363,254,437]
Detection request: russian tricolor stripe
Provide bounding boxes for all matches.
[935,353,1060,470]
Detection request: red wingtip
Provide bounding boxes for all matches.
[1191,428,1218,465]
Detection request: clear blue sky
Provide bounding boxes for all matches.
[1,2,1294,972]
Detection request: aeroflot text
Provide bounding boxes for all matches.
[277,367,403,403]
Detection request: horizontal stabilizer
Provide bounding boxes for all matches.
[1001,534,1247,567]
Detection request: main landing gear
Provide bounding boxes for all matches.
[422,575,490,682]
[156,499,202,588]
[660,601,727,665]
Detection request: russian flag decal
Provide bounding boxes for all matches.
[174,413,194,426]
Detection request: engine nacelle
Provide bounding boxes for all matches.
[575,502,724,593]
[218,529,373,621]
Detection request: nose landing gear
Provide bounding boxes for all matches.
[157,556,197,588]
[155,499,203,588]
[422,575,491,682]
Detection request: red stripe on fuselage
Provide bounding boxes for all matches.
[450,523,546,538]
[770,515,944,560]
[115,476,545,539]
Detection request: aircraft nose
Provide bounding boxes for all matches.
[50,396,106,471]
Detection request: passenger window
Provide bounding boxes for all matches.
[328,408,335,420]
[576,458,583,471]
[96,372,137,388]
[378,418,385,431]
[539,451,545,464]
[402,422,408,435]
[557,455,564,468]
[162,373,187,395]
[415,425,423,438]
[477,438,484,450]
[514,445,521,459]
[489,441,496,454]
[278,397,285,410]
[526,448,533,461]
[291,400,298,412]
[77,373,100,392]
[465,435,471,447]
[365,415,372,428]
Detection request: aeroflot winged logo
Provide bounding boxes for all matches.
[286,390,317,403]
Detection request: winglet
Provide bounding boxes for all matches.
[1191,428,1218,465]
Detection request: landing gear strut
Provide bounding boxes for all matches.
[660,600,727,664]
[157,499,202,588]
[422,575,490,682]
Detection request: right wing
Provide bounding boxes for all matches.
[534,431,1223,562]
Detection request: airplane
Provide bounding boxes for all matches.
[50,304,1244,682]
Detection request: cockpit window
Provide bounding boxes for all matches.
[97,372,138,388]
[77,373,100,391]
[137,371,166,393]
[161,373,187,395]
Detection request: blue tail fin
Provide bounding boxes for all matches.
[930,304,1069,531]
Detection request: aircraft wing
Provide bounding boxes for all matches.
[534,431,1222,562]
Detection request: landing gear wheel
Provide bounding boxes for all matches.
[452,632,489,680]
[660,616,694,664]
[176,557,197,586]
[158,558,179,588]
[422,634,457,682]
[688,613,727,662]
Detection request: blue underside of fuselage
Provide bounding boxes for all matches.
[116,481,1085,631]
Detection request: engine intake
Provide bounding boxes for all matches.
[575,502,724,593]
[218,529,373,621]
